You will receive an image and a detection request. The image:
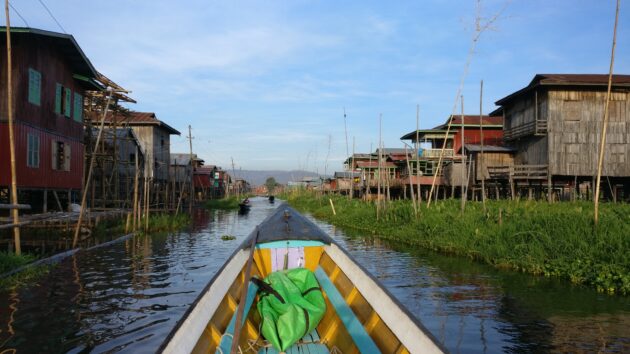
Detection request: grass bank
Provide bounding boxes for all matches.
[0,252,51,290]
[138,213,191,234]
[286,192,630,295]
[205,197,241,210]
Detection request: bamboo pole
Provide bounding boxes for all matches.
[460,95,466,214]
[377,114,382,219]
[188,125,194,213]
[479,80,486,212]
[594,0,620,225]
[351,136,355,199]
[404,145,417,217]
[4,2,20,254]
[415,104,421,204]
[73,89,113,247]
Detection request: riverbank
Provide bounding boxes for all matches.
[286,192,630,295]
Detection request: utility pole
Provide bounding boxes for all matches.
[188,125,194,214]
[5,0,20,254]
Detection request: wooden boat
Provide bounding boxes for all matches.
[238,200,251,214]
[160,205,445,354]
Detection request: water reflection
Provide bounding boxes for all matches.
[0,199,628,353]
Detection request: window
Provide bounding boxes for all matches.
[28,68,41,106]
[52,140,71,171]
[73,93,83,122]
[27,134,40,168]
[55,84,73,117]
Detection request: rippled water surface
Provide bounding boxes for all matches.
[0,198,628,353]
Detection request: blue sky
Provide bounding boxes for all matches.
[4,0,628,173]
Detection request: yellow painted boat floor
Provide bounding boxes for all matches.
[257,330,329,354]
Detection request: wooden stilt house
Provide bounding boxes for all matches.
[0,27,101,212]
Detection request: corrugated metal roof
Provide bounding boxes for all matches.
[439,115,503,127]
[334,171,361,178]
[1,27,98,79]
[464,144,515,153]
[103,111,181,135]
[496,74,630,105]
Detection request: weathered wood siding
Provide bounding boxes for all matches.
[130,125,171,181]
[547,90,629,176]
[472,152,515,181]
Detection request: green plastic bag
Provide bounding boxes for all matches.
[253,268,326,351]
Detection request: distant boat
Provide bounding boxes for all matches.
[159,206,444,354]
[268,195,275,203]
[238,199,251,214]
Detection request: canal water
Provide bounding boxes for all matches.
[0,197,628,353]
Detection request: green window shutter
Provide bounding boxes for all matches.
[28,69,41,106]
[73,93,83,122]
[55,83,62,114]
[64,88,72,117]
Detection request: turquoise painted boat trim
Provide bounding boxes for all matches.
[314,267,382,354]
[255,240,325,249]
[217,282,259,354]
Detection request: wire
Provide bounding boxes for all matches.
[37,0,66,33]
[8,2,29,27]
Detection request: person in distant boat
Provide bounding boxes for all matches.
[243,197,250,204]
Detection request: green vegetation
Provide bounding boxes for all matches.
[287,191,630,295]
[0,252,51,290]
[0,252,37,274]
[221,234,236,240]
[206,197,241,210]
[139,213,191,234]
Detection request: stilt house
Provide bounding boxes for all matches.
[494,74,630,199]
[0,27,101,211]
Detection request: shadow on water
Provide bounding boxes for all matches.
[0,199,628,353]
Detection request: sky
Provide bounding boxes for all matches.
[3,0,629,173]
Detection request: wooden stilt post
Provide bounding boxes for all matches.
[5,1,21,254]
[132,146,139,231]
[43,189,48,213]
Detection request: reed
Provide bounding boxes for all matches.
[205,197,241,210]
[287,191,630,295]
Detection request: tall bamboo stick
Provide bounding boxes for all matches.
[5,1,20,254]
[479,80,486,211]
[415,104,421,204]
[594,0,620,225]
[73,89,113,247]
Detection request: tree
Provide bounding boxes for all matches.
[265,177,278,195]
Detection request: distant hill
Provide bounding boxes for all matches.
[232,170,322,186]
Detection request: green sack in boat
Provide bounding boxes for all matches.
[253,268,326,351]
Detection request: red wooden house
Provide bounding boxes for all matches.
[0,28,101,210]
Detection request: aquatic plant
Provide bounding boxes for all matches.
[287,191,630,295]
[205,197,241,210]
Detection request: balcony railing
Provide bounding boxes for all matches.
[487,165,548,180]
[420,148,454,158]
[503,120,547,141]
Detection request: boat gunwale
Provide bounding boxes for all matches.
[324,243,447,354]
[159,204,447,353]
